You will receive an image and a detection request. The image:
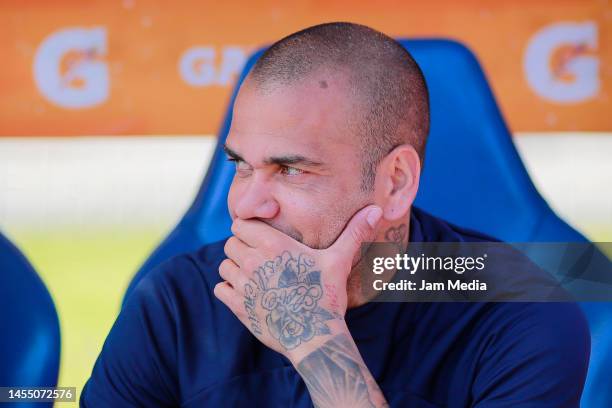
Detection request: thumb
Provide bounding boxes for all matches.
[329,205,383,258]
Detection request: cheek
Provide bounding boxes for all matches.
[278,191,316,219]
[320,185,373,246]
[271,190,325,246]
[316,203,359,248]
[283,188,367,249]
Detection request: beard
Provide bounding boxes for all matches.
[260,219,305,246]
[256,194,372,251]
[260,218,340,250]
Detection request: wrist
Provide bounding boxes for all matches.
[286,318,351,366]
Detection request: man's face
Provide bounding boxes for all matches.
[226,75,371,249]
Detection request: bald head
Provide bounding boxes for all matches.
[246,22,430,190]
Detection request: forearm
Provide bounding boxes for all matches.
[289,322,388,408]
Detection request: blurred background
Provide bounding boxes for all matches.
[0,0,611,404]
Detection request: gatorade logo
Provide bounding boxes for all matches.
[524,21,599,104]
[179,46,246,87]
[33,27,109,109]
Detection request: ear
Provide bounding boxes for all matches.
[373,145,421,222]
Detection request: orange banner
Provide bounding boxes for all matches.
[0,0,610,136]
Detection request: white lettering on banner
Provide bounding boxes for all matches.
[33,27,109,109]
[524,21,599,104]
[179,46,247,87]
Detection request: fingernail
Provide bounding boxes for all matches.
[366,207,383,228]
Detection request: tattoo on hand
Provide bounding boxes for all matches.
[324,283,343,319]
[243,282,262,335]
[243,251,337,350]
[297,334,375,408]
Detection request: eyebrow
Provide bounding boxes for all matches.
[223,144,324,168]
[223,145,245,162]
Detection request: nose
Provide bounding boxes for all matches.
[232,175,280,220]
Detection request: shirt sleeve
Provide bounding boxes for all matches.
[80,258,188,407]
[472,302,590,408]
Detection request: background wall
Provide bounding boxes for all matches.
[0,0,610,404]
[1,0,611,135]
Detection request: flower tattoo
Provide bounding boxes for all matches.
[244,251,336,350]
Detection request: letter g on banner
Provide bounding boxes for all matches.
[179,46,246,87]
[33,27,109,109]
[524,21,599,104]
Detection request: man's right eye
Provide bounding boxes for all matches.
[227,158,252,175]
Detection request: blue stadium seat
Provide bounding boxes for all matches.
[0,231,61,408]
[125,39,610,407]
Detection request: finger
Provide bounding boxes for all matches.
[213,281,243,315]
[231,218,285,249]
[329,205,382,260]
[218,258,249,294]
[224,236,251,267]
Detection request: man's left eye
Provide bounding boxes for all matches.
[280,166,304,176]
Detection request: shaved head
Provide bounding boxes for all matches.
[246,22,430,190]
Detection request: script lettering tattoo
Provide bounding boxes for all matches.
[243,282,262,335]
[243,251,337,350]
[297,334,376,408]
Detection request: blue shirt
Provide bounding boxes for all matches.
[81,207,590,407]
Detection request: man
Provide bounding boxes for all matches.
[81,23,590,407]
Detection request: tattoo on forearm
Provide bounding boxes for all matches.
[297,334,376,408]
[243,251,337,350]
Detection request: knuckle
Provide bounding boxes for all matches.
[218,261,230,279]
[230,219,240,235]
[260,236,276,250]
[236,309,248,321]
[227,292,242,312]
[213,282,225,298]
[233,307,246,320]
[351,226,366,243]
[224,237,237,255]
[223,239,232,255]
[243,255,259,272]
